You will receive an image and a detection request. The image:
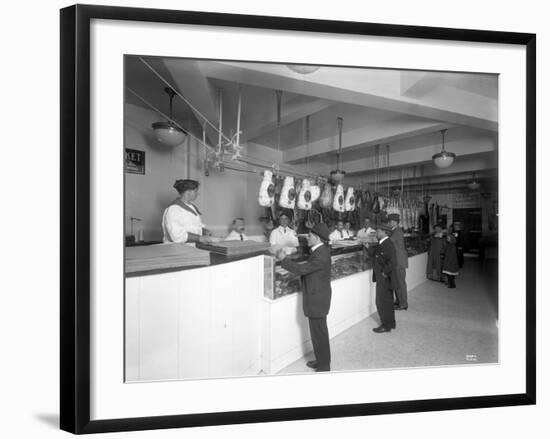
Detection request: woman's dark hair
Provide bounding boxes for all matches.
[173,179,199,194]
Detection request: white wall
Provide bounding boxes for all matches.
[125,104,282,240]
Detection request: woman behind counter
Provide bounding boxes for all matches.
[162,179,213,245]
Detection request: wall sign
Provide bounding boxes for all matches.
[125,148,145,174]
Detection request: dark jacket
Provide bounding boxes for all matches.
[390,226,408,268]
[443,235,460,274]
[281,244,332,318]
[366,237,397,288]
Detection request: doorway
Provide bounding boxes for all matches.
[452,208,482,253]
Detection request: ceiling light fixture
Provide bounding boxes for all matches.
[432,129,456,168]
[330,117,346,184]
[286,64,321,74]
[467,173,480,190]
[152,87,187,147]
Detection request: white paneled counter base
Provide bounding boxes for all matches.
[125,255,264,382]
[125,252,428,381]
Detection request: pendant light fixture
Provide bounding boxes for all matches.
[330,117,346,184]
[467,172,480,190]
[286,64,320,74]
[432,129,456,168]
[152,87,187,147]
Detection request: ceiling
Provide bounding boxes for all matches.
[125,55,498,193]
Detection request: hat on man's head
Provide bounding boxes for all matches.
[310,223,330,241]
[377,222,393,233]
[388,213,400,222]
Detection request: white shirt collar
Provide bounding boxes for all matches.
[379,236,389,244]
[311,243,323,252]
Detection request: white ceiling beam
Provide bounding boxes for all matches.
[243,98,333,142]
[283,119,453,163]
[340,137,496,176]
[400,72,443,98]
[201,62,497,131]
[164,59,220,136]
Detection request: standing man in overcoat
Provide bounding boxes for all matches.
[279,223,333,372]
[388,213,409,310]
[365,222,398,333]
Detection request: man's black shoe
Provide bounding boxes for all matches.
[306,360,318,369]
[373,325,392,333]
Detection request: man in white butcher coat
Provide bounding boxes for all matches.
[225,218,248,241]
[356,218,376,241]
[269,212,299,252]
[162,179,212,245]
[329,220,351,243]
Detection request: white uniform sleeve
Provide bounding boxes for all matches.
[290,230,299,247]
[269,229,278,245]
[164,206,189,243]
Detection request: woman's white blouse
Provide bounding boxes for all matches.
[161,204,204,243]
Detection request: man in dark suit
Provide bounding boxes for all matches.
[365,222,398,333]
[280,223,332,372]
[388,214,409,310]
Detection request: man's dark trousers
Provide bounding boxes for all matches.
[308,317,330,371]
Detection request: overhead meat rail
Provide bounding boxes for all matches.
[135,56,322,181]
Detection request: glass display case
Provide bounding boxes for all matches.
[404,233,430,256]
[264,245,370,300]
[264,235,429,300]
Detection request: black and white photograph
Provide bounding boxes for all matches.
[124,56,499,382]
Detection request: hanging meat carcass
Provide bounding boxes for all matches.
[378,195,386,212]
[371,192,381,214]
[364,187,372,208]
[310,180,321,204]
[333,184,345,213]
[320,182,333,208]
[258,170,275,207]
[297,179,314,210]
[344,187,355,211]
[279,176,296,209]
[355,188,363,210]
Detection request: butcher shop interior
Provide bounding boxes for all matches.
[124,56,498,381]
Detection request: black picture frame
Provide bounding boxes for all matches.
[60,4,536,434]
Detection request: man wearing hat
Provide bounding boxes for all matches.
[388,213,408,310]
[279,223,332,372]
[365,222,398,333]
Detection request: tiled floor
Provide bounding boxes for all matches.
[278,258,498,374]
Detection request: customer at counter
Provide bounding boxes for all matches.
[225,217,248,241]
[278,223,333,372]
[161,179,212,245]
[365,222,397,333]
[388,214,408,311]
[269,212,299,254]
[329,220,351,243]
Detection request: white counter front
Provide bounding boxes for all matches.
[125,252,428,380]
[125,255,264,382]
